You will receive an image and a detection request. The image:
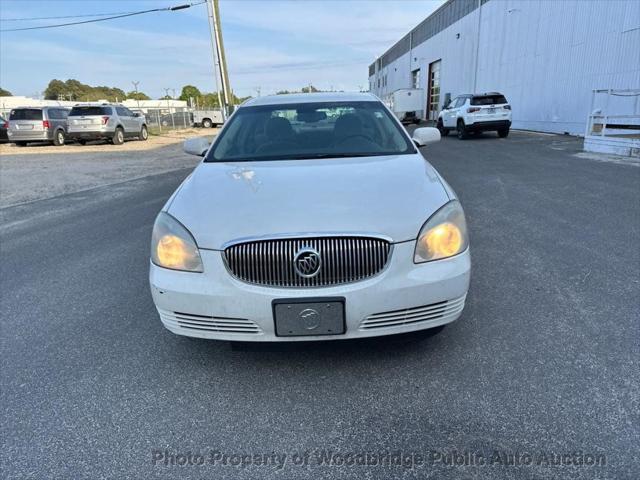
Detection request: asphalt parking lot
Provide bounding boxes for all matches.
[0,128,215,208]
[1,131,638,479]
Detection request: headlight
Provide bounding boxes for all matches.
[414,200,468,263]
[151,212,203,272]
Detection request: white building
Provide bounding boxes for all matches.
[369,0,640,135]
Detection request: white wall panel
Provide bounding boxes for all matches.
[370,0,640,135]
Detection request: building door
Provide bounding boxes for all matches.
[427,60,441,121]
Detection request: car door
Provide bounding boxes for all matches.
[49,109,65,133]
[124,108,142,132]
[58,109,69,132]
[450,97,466,125]
[115,107,133,134]
[443,98,458,127]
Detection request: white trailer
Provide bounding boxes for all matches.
[386,89,425,124]
[193,109,224,128]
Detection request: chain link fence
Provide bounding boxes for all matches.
[142,108,193,132]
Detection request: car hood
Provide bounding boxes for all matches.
[167,154,450,250]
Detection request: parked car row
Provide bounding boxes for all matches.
[3,103,148,147]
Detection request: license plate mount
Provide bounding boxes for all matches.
[273,297,345,337]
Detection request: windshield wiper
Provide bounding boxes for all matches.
[208,152,398,162]
[275,152,387,160]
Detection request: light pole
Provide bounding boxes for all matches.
[164,88,175,129]
[132,80,141,111]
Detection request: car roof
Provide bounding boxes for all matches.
[72,103,114,106]
[243,91,379,107]
[457,92,505,97]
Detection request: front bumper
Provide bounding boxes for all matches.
[149,241,470,342]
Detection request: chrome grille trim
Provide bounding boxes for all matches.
[224,236,391,287]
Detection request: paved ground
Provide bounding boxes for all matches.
[1,131,638,479]
[0,130,215,208]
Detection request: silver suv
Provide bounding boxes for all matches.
[67,103,148,145]
[7,107,70,146]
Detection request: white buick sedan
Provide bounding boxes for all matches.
[149,92,470,342]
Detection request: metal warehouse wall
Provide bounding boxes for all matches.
[370,0,640,135]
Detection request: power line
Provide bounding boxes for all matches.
[0,2,206,33]
[0,11,140,22]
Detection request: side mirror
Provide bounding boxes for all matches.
[183,137,210,157]
[132,112,140,117]
[412,127,441,147]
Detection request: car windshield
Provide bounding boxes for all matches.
[471,95,508,105]
[205,101,415,162]
[69,106,112,116]
[9,109,42,120]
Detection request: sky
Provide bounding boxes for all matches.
[0,0,444,99]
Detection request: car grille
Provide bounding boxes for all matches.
[359,295,466,330]
[224,236,391,288]
[158,309,262,334]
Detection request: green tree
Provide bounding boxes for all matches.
[0,87,12,96]
[200,93,220,108]
[44,79,67,100]
[64,79,87,99]
[276,86,320,95]
[43,79,127,102]
[179,85,202,103]
[126,91,151,101]
[301,85,320,93]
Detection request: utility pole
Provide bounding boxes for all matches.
[205,0,223,114]
[205,0,232,119]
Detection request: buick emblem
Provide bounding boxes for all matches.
[293,247,322,278]
[299,308,320,330]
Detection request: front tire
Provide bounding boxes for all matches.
[202,118,213,128]
[437,119,449,137]
[53,130,65,146]
[498,128,510,138]
[457,120,469,140]
[139,125,148,141]
[15,141,28,147]
[112,127,124,145]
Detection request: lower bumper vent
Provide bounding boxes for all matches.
[158,309,262,334]
[359,295,466,330]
